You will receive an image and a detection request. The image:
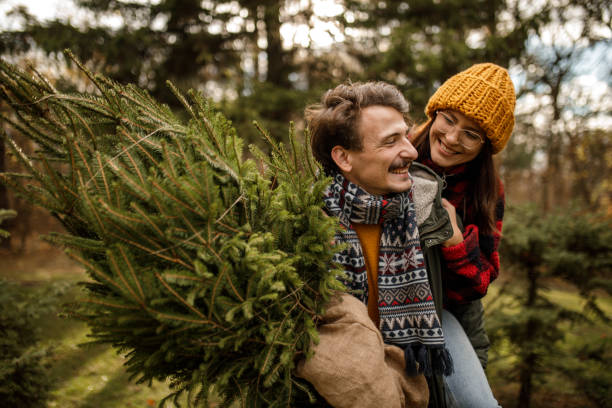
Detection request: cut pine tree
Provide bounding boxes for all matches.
[0,53,343,407]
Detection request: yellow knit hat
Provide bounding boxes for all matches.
[425,63,516,154]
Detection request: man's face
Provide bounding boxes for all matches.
[336,105,418,196]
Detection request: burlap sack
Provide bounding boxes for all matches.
[295,293,429,408]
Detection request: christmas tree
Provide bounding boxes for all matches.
[0,54,343,407]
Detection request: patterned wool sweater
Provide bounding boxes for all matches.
[420,158,504,304]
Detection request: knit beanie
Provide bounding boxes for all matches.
[425,63,516,154]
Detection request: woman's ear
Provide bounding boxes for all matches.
[331,146,352,173]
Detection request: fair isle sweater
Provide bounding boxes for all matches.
[421,159,504,304]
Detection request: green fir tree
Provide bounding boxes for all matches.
[0,279,53,408]
[489,204,612,408]
[0,54,344,407]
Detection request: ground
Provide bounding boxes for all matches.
[1,242,179,408]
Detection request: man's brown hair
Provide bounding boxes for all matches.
[305,81,410,173]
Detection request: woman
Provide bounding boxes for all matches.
[411,62,516,407]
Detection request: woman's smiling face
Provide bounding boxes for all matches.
[429,110,485,169]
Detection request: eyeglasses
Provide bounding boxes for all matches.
[434,111,485,150]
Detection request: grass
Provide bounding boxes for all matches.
[41,303,174,408]
[2,245,181,408]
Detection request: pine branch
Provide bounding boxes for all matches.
[0,55,340,407]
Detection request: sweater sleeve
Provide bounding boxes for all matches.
[440,184,505,304]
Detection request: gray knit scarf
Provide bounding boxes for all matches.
[323,171,453,376]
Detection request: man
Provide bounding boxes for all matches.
[296,81,457,408]
[297,81,504,408]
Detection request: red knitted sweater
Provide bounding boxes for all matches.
[421,159,504,304]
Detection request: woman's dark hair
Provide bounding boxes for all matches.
[411,120,500,236]
[306,81,410,173]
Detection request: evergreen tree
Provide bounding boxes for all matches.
[0,279,53,408]
[1,0,271,104]
[0,55,344,407]
[0,0,327,144]
[489,204,612,408]
[337,0,537,119]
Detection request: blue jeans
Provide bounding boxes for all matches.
[442,309,501,408]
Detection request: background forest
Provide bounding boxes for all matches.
[0,1,610,407]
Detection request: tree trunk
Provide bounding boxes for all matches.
[541,133,564,210]
[0,138,12,249]
[518,349,536,408]
[517,265,539,408]
[540,132,553,210]
[540,68,565,210]
[263,0,289,88]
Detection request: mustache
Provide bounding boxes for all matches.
[388,159,412,171]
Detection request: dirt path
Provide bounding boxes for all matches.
[1,243,84,282]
